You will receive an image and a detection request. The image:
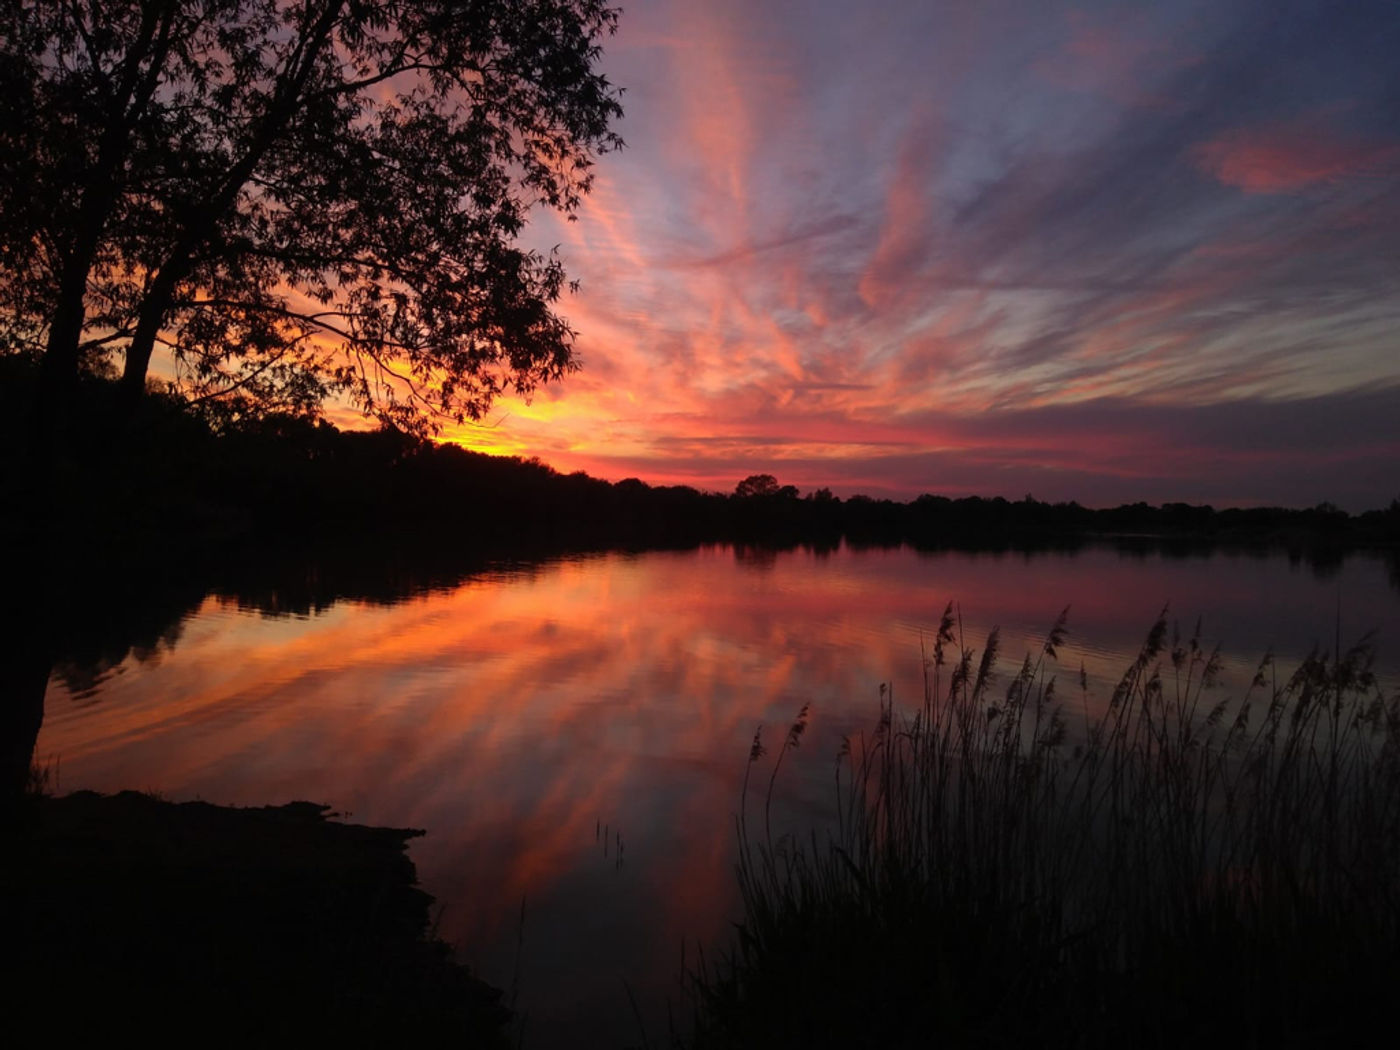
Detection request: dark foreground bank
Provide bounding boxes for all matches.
[6,790,511,1046]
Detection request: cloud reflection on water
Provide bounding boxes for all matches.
[38,544,1399,1044]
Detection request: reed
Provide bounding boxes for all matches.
[687,606,1400,1048]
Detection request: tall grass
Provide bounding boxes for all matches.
[687,606,1400,1048]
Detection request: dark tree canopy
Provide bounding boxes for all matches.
[734,473,780,499]
[0,0,623,437]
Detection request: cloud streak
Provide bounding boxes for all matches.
[445,0,1400,510]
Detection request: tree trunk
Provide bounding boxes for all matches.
[117,262,184,421]
[0,543,55,806]
[34,323,78,453]
[32,265,94,460]
[0,635,52,805]
[117,314,159,418]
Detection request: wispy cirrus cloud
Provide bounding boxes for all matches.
[444,0,1400,510]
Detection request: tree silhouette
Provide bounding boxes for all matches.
[1,0,623,447]
[735,474,781,498]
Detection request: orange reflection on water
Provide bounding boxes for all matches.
[37,544,1399,1045]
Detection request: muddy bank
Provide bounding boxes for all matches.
[7,790,511,1045]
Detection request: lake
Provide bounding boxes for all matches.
[36,542,1400,1047]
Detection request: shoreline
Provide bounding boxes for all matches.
[8,789,512,1043]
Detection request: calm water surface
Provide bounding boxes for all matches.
[37,543,1400,1046]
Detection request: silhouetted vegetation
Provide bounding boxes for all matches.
[3,360,1396,563]
[686,610,1400,1048]
[9,789,511,1044]
[4,1,623,449]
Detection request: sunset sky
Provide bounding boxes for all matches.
[436,0,1400,509]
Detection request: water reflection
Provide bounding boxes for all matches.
[35,543,1400,1046]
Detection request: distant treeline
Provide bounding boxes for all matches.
[162,422,1395,551]
[4,359,1398,554]
[4,361,1397,708]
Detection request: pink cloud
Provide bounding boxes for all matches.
[1034,8,1199,99]
[1194,126,1400,193]
[409,3,1400,512]
[858,109,941,310]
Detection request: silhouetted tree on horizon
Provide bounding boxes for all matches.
[735,474,781,498]
[1,0,624,456]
